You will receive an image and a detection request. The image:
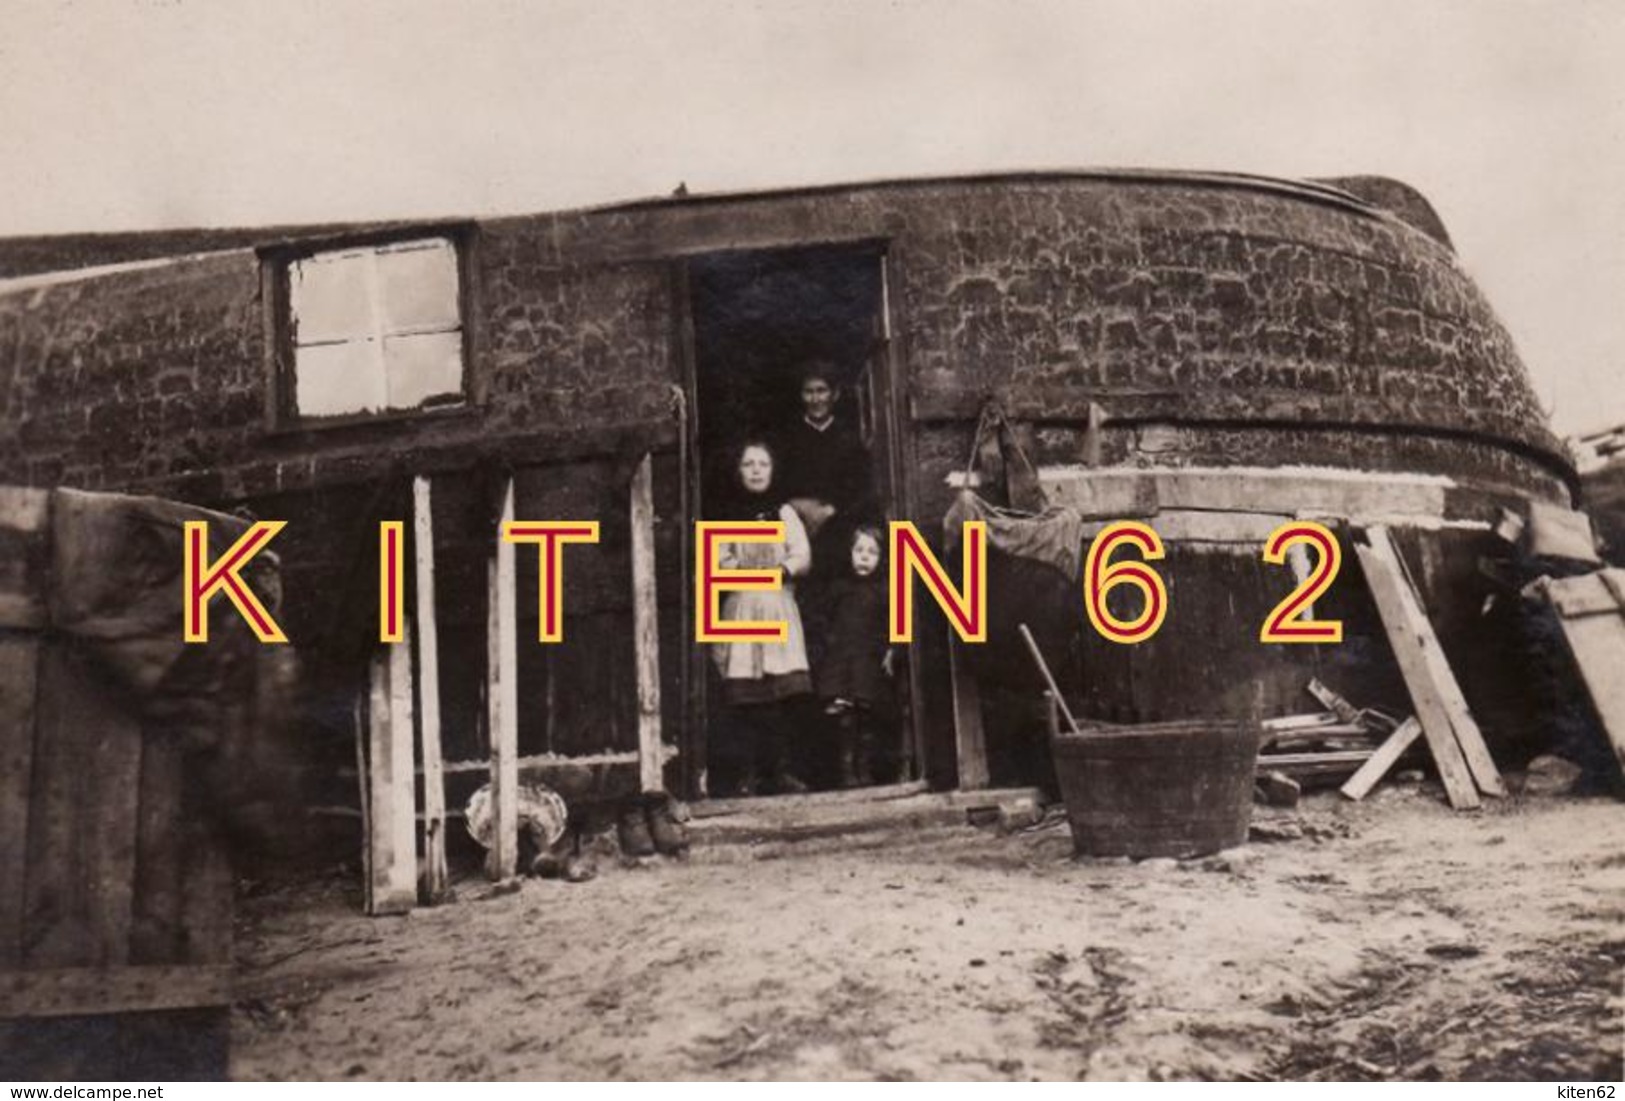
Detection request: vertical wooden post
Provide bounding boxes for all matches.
[411,476,447,902]
[366,642,416,915]
[949,634,989,790]
[353,696,372,915]
[670,264,708,800]
[630,453,664,793]
[0,489,46,969]
[486,478,519,880]
[0,638,38,967]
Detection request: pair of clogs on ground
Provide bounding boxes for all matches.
[617,792,690,858]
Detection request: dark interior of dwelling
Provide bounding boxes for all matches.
[687,243,907,794]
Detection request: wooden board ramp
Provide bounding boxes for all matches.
[1536,568,1625,780]
[1355,526,1503,808]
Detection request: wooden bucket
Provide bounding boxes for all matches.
[1049,716,1260,859]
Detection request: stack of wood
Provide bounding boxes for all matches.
[1256,692,1412,795]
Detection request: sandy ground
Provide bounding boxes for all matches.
[232,784,1624,1082]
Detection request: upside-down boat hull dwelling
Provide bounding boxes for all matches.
[2,170,1621,1071]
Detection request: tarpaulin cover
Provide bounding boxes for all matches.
[943,489,1089,581]
[44,487,284,752]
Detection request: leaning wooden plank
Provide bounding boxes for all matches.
[1543,569,1625,618]
[1365,528,1505,797]
[1354,541,1480,810]
[1340,717,1425,801]
[1548,614,1625,776]
[0,638,39,967]
[1600,570,1625,610]
[23,643,144,967]
[486,478,520,880]
[630,454,664,793]
[1539,572,1625,776]
[365,647,415,915]
[1306,679,1359,724]
[353,695,372,915]
[949,636,990,790]
[412,476,448,902]
[0,965,233,1018]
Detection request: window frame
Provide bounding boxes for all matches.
[263,225,479,430]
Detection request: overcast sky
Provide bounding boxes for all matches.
[2,0,1620,436]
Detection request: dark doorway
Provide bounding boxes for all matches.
[684,242,909,797]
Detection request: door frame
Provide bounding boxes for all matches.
[670,238,920,798]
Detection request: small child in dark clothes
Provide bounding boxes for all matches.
[815,525,895,787]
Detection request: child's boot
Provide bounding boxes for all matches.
[763,722,809,794]
[768,763,810,795]
[853,718,875,787]
[836,712,861,788]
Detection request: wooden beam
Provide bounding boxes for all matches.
[365,645,416,915]
[1262,713,1348,732]
[440,745,680,773]
[1364,527,1505,797]
[1256,750,1374,769]
[486,477,519,880]
[1353,538,1480,810]
[691,780,931,819]
[411,476,448,903]
[0,638,38,967]
[1341,717,1424,801]
[0,965,234,1019]
[1036,464,1450,522]
[948,636,989,790]
[630,453,664,793]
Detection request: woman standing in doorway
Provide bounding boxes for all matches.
[775,358,876,564]
[711,440,813,795]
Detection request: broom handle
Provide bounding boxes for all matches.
[1018,623,1083,735]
